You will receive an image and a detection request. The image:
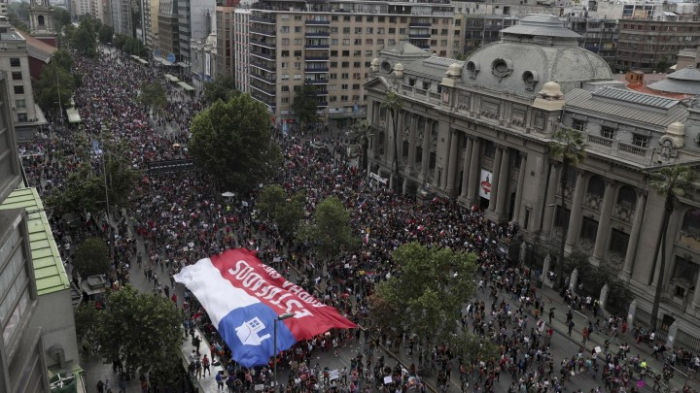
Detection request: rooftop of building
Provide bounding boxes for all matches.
[500,14,582,39]
[647,66,700,95]
[0,187,70,296]
[18,31,57,63]
[405,55,464,80]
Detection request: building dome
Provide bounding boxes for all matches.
[648,66,700,95]
[462,14,613,97]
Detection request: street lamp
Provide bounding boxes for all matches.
[273,312,295,390]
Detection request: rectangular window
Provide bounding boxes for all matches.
[600,125,616,139]
[609,228,629,256]
[572,119,586,131]
[11,72,21,81]
[342,39,350,45]
[342,62,349,68]
[352,84,360,90]
[281,38,289,45]
[281,97,289,103]
[281,86,289,92]
[330,62,338,67]
[15,99,25,109]
[13,86,23,95]
[17,113,27,122]
[9,58,19,67]
[353,62,361,68]
[342,50,349,56]
[633,134,649,148]
[355,27,362,34]
[343,27,350,34]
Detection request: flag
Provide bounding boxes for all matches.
[174,249,357,367]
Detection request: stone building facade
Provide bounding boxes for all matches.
[366,15,700,351]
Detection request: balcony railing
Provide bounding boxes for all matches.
[408,33,431,38]
[250,73,276,84]
[250,15,275,24]
[250,60,276,72]
[580,133,651,164]
[409,22,431,27]
[305,32,330,37]
[305,19,330,25]
[315,89,329,95]
[306,79,329,84]
[250,51,276,61]
[305,44,330,49]
[305,56,330,61]
[250,39,276,49]
[251,84,276,95]
[250,28,276,36]
[305,67,329,73]
[588,134,613,148]
[251,93,275,107]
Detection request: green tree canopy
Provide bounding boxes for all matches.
[92,286,184,383]
[203,75,238,105]
[291,85,318,130]
[47,135,139,215]
[296,196,358,259]
[7,2,29,32]
[98,24,114,44]
[72,18,97,57]
[257,185,306,236]
[52,48,74,71]
[138,80,168,117]
[34,61,74,114]
[370,242,477,343]
[189,93,282,192]
[53,7,72,33]
[73,237,110,278]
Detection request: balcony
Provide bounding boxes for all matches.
[250,60,276,72]
[305,67,329,73]
[305,19,330,25]
[250,39,276,49]
[416,44,430,49]
[250,15,275,24]
[305,56,330,61]
[306,79,328,85]
[581,133,652,165]
[317,101,329,107]
[305,31,330,38]
[408,33,431,38]
[409,22,431,27]
[251,93,275,108]
[251,84,276,96]
[250,73,276,84]
[250,28,276,37]
[250,51,276,61]
[315,89,328,95]
[305,43,330,49]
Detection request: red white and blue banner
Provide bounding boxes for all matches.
[174,249,357,367]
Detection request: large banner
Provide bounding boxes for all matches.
[174,249,356,367]
[479,169,492,200]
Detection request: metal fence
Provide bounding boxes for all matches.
[676,329,700,355]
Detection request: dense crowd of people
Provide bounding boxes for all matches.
[18,45,699,393]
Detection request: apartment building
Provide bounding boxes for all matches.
[232,7,250,92]
[564,15,618,65]
[178,0,215,65]
[248,0,458,126]
[615,18,700,72]
[158,0,180,62]
[72,0,105,21]
[461,14,518,54]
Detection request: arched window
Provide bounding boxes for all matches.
[587,175,605,198]
[681,208,700,238]
[616,185,637,210]
[38,15,45,27]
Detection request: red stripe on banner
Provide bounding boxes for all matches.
[209,249,357,341]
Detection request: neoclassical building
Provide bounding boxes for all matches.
[365,15,700,351]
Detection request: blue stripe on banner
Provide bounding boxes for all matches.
[218,302,297,367]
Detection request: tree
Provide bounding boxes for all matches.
[449,332,499,367]
[47,135,139,215]
[72,18,97,57]
[349,119,371,172]
[34,61,74,115]
[92,286,184,383]
[257,185,306,237]
[75,301,101,354]
[7,2,30,32]
[202,75,238,105]
[291,84,318,131]
[381,90,403,192]
[138,80,168,118]
[73,237,110,278]
[98,24,114,44]
[548,127,587,289]
[370,242,477,344]
[296,196,358,259]
[52,49,74,71]
[649,165,697,330]
[53,7,72,34]
[189,94,281,192]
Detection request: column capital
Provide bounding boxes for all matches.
[636,188,649,198]
[603,178,617,188]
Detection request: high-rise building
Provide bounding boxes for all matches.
[158,0,180,63]
[232,7,249,92]
[215,1,236,81]
[178,0,215,65]
[247,0,458,127]
[72,0,105,22]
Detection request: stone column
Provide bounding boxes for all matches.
[627,299,637,327]
[565,171,587,250]
[592,180,616,264]
[407,115,417,172]
[488,147,503,212]
[460,138,474,198]
[666,321,678,350]
[541,164,561,238]
[446,131,459,195]
[495,147,511,217]
[620,190,647,281]
[512,153,527,224]
[599,283,610,311]
[569,268,579,293]
[542,254,552,287]
[420,120,431,181]
[466,138,481,206]
[691,269,700,309]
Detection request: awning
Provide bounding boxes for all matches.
[66,108,81,124]
[130,55,139,60]
[165,73,180,83]
[155,56,174,66]
[137,57,149,65]
[177,81,195,92]
[177,62,191,68]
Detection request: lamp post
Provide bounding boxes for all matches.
[273,312,295,390]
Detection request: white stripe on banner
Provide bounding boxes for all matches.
[174,258,260,327]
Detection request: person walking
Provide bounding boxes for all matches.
[203,354,211,377]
